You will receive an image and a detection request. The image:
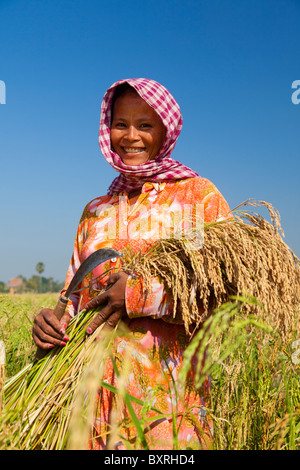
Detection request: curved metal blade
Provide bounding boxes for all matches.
[65,247,123,299]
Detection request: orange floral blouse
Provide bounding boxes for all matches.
[61,176,231,450]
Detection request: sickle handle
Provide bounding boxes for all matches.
[53,296,69,321]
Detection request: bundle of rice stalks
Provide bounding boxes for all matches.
[124,200,300,339]
[0,307,114,450]
[0,310,176,451]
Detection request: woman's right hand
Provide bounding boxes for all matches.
[32,308,71,350]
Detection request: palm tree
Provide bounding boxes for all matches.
[36,262,45,293]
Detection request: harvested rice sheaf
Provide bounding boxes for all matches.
[124,200,300,338]
[0,308,114,450]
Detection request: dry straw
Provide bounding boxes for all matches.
[0,308,111,450]
[124,200,300,339]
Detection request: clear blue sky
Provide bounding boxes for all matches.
[0,0,299,283]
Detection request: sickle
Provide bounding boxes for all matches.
[35,247,123,360]
[53,247,123,321]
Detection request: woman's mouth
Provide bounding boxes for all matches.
[123,147,146,153]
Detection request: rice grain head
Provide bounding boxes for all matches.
[123,200,300,339]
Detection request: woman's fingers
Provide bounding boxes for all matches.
[85,290,109,311]
[32,308,71,350]
[86,308,124,338]
[86,303,113,335]
[85,292,126,335]
[102,310,124,330]
[59,312,72,334]
[85,271,129,335]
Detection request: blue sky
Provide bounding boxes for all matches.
[0,0,299,283]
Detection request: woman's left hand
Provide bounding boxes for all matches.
[85,271,129,335]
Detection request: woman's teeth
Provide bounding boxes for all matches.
[124,148,144,153]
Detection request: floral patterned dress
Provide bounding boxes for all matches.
[61,176,231,450]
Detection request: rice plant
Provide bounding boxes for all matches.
[0,293,57,377]
[179,296,300,449]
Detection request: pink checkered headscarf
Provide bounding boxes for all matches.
[99,78,199,194]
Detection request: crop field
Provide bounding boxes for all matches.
[0,294,58,377]
[0,292,299,450]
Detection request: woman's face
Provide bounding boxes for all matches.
[110,90,166,166]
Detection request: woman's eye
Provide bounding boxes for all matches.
[140,123,152,129]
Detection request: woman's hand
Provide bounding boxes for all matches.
[85,271,129,335]
[32,308,71,350]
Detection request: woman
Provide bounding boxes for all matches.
[32,78,231,449]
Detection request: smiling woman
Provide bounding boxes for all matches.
[32,77,231,450]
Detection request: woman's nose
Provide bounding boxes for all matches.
[126,125,139,141]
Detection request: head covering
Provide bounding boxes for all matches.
[99,78,199,194]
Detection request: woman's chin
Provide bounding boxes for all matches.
[121,153,150,166]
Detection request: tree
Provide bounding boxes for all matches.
[36,262,45,293]
[0,281,8,293]
[36,262,45,276]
